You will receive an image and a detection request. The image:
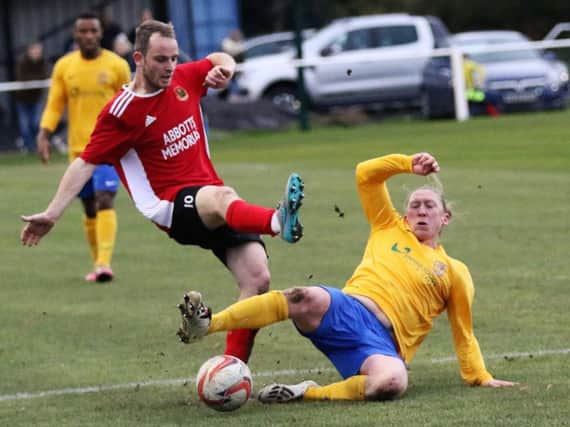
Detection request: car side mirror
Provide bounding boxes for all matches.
[320,46,335,57]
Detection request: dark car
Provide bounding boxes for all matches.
[421,31,570,118]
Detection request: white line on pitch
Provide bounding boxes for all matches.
[1,347,568,403]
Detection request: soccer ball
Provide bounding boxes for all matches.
[196,355,253,411]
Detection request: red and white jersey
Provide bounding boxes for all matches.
[81,59,223,229]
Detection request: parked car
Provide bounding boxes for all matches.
[235,14,450,112]
[241,29,316,61]
[421,30,570,117]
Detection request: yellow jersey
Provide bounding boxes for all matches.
[343,154,493,385]
[463,58,485,90]
[40,49,131,160]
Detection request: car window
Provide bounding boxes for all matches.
[245,40,294,59]
[375,25,418,47]
[324,25,418,54]
[344,29,374,51]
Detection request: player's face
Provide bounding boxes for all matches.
[141,33,179,90]
[405,189,449,245]
[73,18,102,56]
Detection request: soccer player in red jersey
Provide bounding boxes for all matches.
[20,20,304,363]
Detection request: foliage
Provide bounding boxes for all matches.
[241,0,569,40]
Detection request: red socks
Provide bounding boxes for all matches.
[225,329,259,362]
[225,200,275,235]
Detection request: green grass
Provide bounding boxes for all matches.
[1,110,569,426]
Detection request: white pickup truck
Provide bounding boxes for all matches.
[235,14,450,112]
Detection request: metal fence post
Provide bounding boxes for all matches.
[450,47,469,121]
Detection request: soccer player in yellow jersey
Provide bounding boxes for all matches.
[176,152,516,402]
[36,12,131,283]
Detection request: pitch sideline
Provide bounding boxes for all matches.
[1,347,568,403]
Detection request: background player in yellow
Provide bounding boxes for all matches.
[176,152,516,402]
[37,12,131,283]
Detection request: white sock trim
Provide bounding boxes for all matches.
[270,211,280,234]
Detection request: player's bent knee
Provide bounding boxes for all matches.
[284,287,308,304]
[284,287,330,332]
[366,371,408,401]
[253,268,271,294]
[216,186,239,208]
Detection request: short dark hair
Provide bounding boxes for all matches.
[75,12,100,23]
[134,20,175,55]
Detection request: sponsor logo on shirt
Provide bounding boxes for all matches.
[161,115,200,159]
[391,243,411,254]
[174,86,189,101]
[391,241,440,286]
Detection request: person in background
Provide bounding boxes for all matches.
[128,8,153,45]
[100,5,123,51]
[177,152,516,403]
[36,12,131,283]
[221,29,245,63]
[220,29,245,100]
[13,41,48,153]
[463,53,500,117]
[113,32,135,72]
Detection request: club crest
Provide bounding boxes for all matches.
[433,261,447,277]
[97,72,109,85]
[174,86,189,101]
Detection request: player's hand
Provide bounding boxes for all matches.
[481,378,518,388]
[411,152,440,176]
[204,66,233,89]
[20,213,56,246]
[37,131,51,164]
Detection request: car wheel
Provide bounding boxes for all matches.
[420,91,434,119]
[264,84,301,114]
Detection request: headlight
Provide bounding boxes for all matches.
[559,70,569,83]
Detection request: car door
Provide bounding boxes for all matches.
[305,23,429,106]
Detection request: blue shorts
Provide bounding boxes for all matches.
[78,164,120,199]
[298,286,402,379]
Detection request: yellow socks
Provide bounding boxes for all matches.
[95,209,117,268]
[209,291,289,333]
[303,375,366,401]
[83,216,98,263]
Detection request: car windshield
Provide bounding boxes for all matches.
[454,36,540,63]
[244,30,316,60]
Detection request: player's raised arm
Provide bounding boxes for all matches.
[204,52,236,89]
[21,158,96,246]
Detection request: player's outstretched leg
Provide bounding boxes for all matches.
[258,380,319,403]
[176,291,211,343]
[279,173,305,243]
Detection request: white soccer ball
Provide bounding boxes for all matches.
[196,355,253,411]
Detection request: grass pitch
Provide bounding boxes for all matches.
[1,110,569,426]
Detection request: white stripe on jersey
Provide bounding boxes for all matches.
[198,104,211,159]
[110,91,135,118]
[120,149,174,227]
